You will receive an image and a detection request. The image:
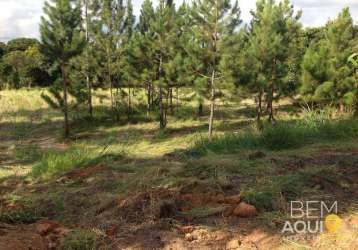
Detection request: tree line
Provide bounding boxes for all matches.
[0,0,357,139]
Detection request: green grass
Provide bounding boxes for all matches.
[62,229,98,250]
[31,145,123,179]
[14,144,42,163]
[189,118,358,155]
[179,206,227,218]
[0,195,46,224]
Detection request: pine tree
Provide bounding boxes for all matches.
[189,0,241,139]
[301,8,355,110]
[93,0,126,121]
[300,42,330,105]
[131,0,156,117]
[83,0,93,117]
[150,0,177,129]
[248,0,302,123]
[122,0,136,120]
[40,0,85,138]
[169,2,195,114]
[130,0,177,128]
[326,8,355,111]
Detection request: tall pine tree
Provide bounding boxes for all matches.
[248,0,302,122]
[40,0,85,138]
[301,8,355,111]
[189,0,241,139]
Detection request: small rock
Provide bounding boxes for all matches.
[233,202,257,218]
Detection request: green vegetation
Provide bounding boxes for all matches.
[31,146,102,179]
[0,0,358,249]
[62,229,98,250]
[190,117,358,155]
[1,89,358,249]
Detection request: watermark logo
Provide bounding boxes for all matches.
[324,214,342,233]
[281,201,341,235]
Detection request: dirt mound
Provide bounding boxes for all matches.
[0,219,68,250]
[96,183,252,226]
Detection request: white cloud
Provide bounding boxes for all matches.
[0,0,357,42]
[0,0,44,42]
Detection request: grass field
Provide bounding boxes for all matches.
[0,88,358,249]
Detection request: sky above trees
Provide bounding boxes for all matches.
[0,0,357,42]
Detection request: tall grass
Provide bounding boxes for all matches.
[31,145,122,179]
[189,112,358,155]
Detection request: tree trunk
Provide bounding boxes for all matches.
[257,90,263,122]
[151,84,155,110]
[158,55,166,129]
[108,55,114,121]
[176,87,179,112]
[355,69,358,117]
[268,85,275,124]
[146,82,151,117]
[84,0,93,118]
[61,64,70,138]
[208,70,215,140]
[127,86,131,121]
[198,102,203,116]
[159,87,166,129]
[169,88,173,115]
[339,101,345,113]
[86,75,93,118]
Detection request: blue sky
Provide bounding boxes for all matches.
[0,0,357,42]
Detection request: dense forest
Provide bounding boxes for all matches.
[0,0,357,138]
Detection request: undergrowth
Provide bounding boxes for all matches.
[62,229,98,250]
[31,145,124,179]
[189,117,358,155]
